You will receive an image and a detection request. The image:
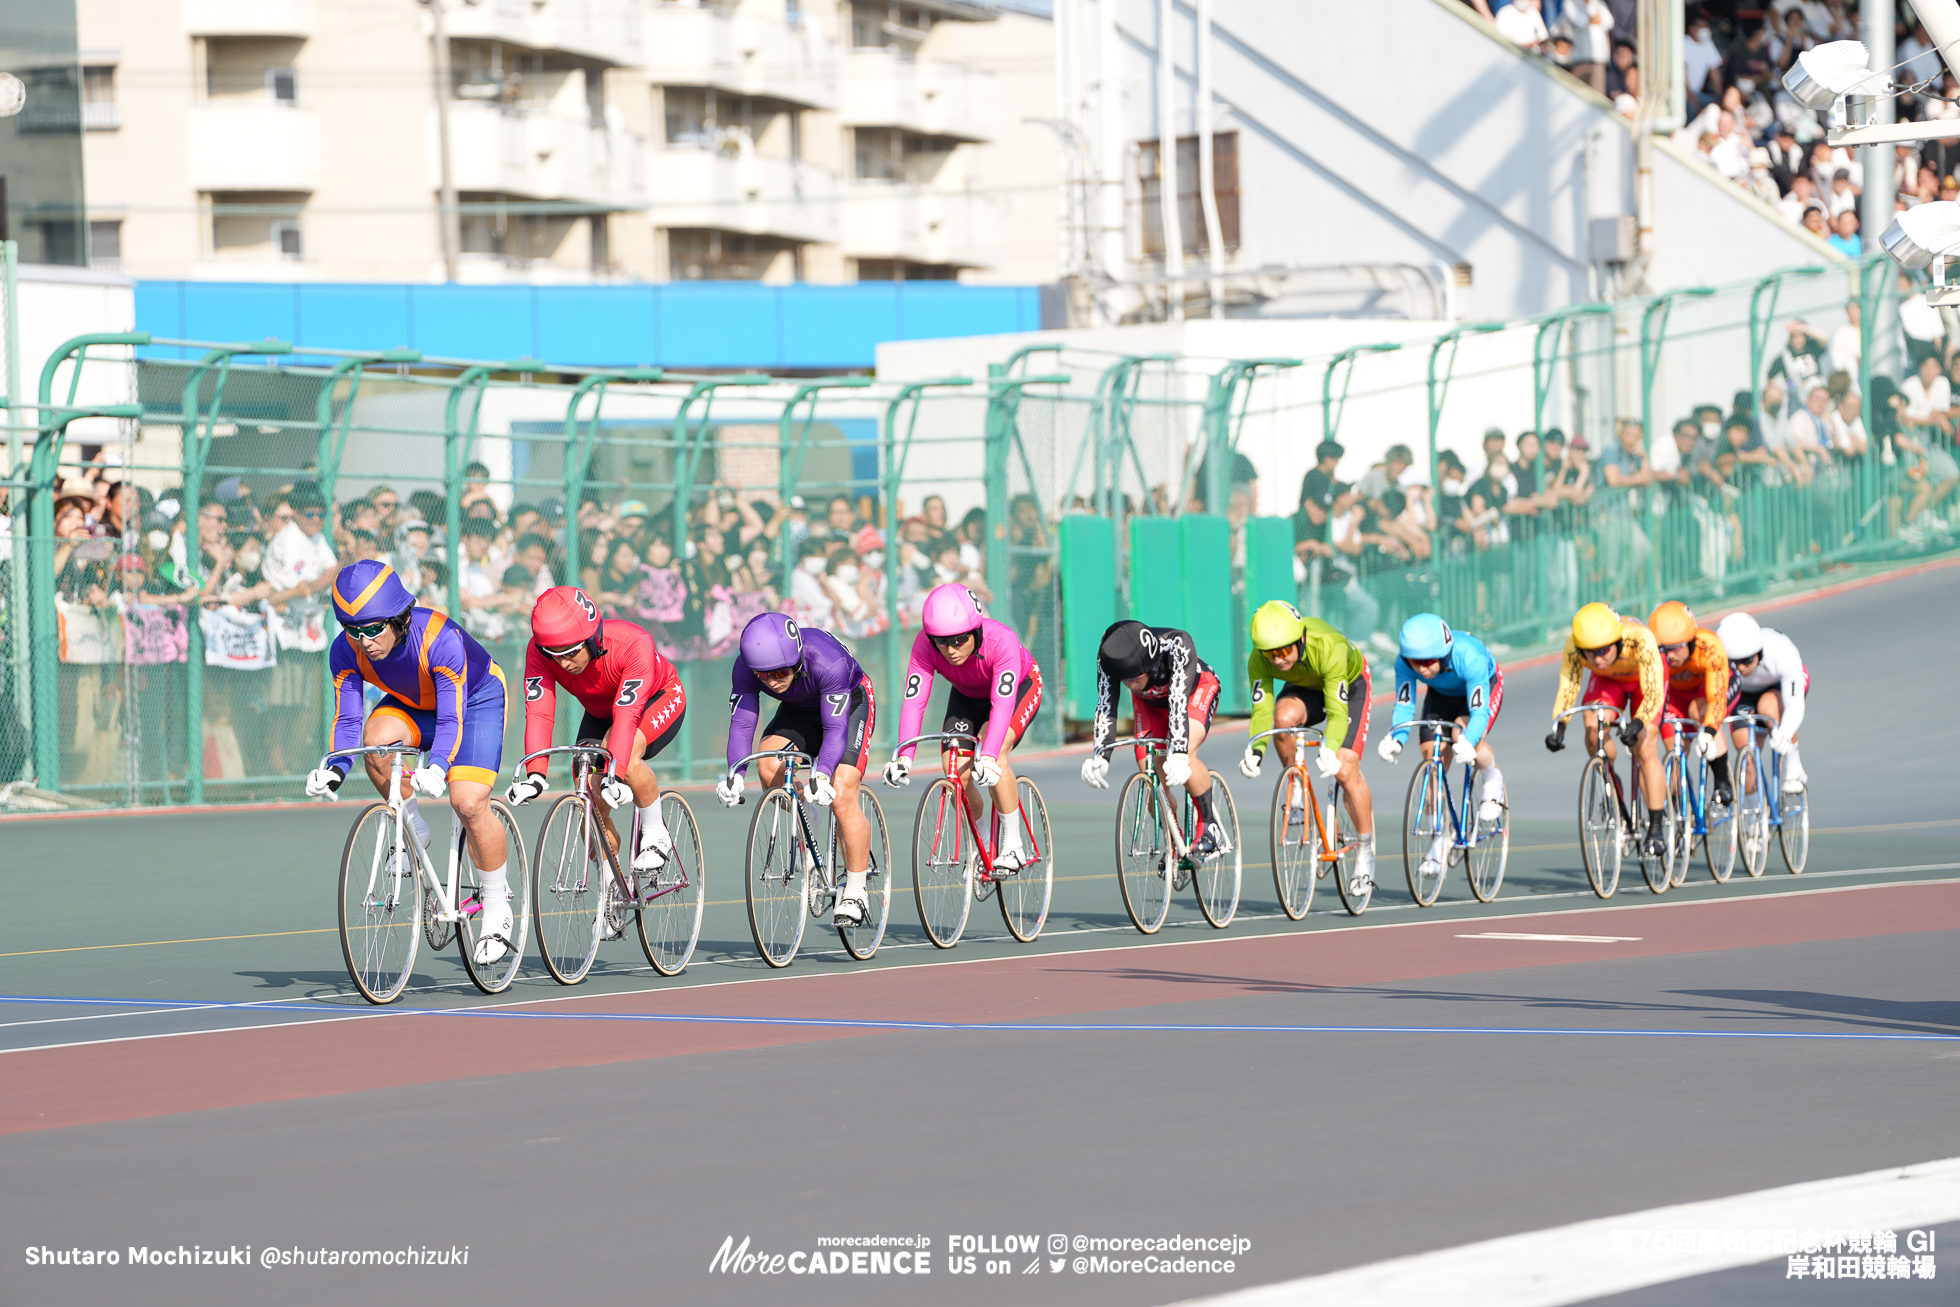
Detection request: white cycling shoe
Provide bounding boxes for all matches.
[1780,757,1807,795]
[473,895,514,965]
[991,845,1029,877]
[833,895,868,927]
[633,830,674,872]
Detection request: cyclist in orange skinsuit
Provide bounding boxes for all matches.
[1650,600,1732,806]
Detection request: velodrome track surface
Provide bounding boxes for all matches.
[2,562,1956,1306]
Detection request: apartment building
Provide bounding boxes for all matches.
[74,0,1056,285]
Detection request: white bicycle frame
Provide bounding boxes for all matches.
[321,744,474,924]
[728,748,839,901]
[1094,734,1233,865]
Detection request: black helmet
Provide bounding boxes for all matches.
[1099,620,1154,682]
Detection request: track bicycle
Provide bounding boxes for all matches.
[731,747,892,968]
[1092,734,1242,933]
[899,732,1053,948]
[1658,715,1742,886]
[1724,712,1808,876]
[326,744,531,1005]
[1554,703,1673,898]
[1384,719,1508,907]
[1253,723,1367,918]
[521,744,704,985]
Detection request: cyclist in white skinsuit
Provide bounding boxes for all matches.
[1713,612,1808,794]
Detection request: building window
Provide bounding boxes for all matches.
[209,192,308,259]
[851,3,934,49]
[854,259,958,282]
[666,228,801,280]
[80,65,120,129]
[270,220,303,259]
[88,220,123,271]
[1136,132,1240,257]
[664,87,786,154]
[266,67,298,104]
[853,127,956,183]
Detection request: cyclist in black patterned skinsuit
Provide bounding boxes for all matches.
[1080,620,1225,858]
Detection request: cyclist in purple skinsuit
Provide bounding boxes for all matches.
[717,612,877,925]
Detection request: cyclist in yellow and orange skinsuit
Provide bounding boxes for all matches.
[1649,601,1732,807]
[1546,602,1669,857]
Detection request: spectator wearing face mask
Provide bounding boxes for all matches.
[1554,0,1612,92]
[1683,13,1724,115]
[1493,0,1550,54]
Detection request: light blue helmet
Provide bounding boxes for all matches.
[1398,613,1454,662]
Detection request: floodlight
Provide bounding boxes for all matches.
[1783,41,1881,109]
[1880,200,1960,270]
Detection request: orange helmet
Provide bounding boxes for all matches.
[1648,600,1697,647]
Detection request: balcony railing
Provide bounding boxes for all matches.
[443,101,646,208]
[182,0,314,37]
[187,104,320,191]
[643,3,836,110]
[82,102,122,131]
[648,143,840,244]
[837,49,991,141]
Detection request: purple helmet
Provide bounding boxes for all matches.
[921,583,986,638]
[739,611,804,673]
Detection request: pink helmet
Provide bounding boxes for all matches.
[921,582,986,638]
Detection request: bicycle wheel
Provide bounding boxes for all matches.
[745,787,808,968]
[1662,755,1689,889]
[1116,771,1172,934]
[1736,748,1769,878]
[636,793,704,976]
[830,786,892,961]
[532,794,604,985]
[1701,753,1737,884]
[1192,781,1242,928]
[1578,756,1621,899]
[911,777,973,948]
[1465,766,1508,904]
[1268,770,1313,919]
[1778,783,1809,874]
[457,800,530,996]
[1330,780,1371,915]
[1402,760,1448,908]
[997,779,1053,942]
[338,803,423,1005]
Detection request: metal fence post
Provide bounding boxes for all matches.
[1748,266,1826,423]
[882,377,972,715]
[1639,288,1713,606]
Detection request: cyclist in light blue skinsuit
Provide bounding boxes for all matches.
[1379,614,1507,880]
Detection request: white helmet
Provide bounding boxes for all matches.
[1715,611,1763,660]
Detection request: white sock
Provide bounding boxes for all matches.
[638,801,668,843]
[1480,765,1504,801]
[402,796,430,848]
[479,862,509,904]
[997,814,1024,854]
[845,870,868,898]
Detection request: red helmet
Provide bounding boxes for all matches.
[532,586,602,655]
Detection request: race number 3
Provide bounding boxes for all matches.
[616,678,644,707]
[525,676,544,702]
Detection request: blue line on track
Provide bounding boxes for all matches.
[2,995,1955,1041]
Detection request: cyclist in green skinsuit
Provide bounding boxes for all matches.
[1238,600,1377,896]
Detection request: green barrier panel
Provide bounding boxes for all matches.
[1180,514,1234,709]
[1127,516,1184,629]
[1231,516,1297,714]
[1059,515,1118,721]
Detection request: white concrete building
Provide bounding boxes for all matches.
[74,0,1059,285]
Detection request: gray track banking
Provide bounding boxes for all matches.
[2,566,1956,1307]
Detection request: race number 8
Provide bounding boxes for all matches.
[905,673,923,699]
[996,671,1015,698]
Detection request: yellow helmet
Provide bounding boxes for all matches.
[1249,599,1307,651]
[1572,602,1622,650]
[1648,600,1696,647]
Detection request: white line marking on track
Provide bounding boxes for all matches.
[1166,1156,1960,1307]
[2,874,1954,1056]
[1455,933,1643,942]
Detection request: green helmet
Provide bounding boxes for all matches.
[1249,599,1307,652]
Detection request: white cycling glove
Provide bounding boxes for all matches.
[1080,754,1110,789]
[973,755,1003,788]
[1694,730,1722,760]
[803,773,837,808]
[411,764,447,799]
[1238,744,1263,779]
[1377,736,1402,764]
[1444,739,1473,769]
[716,772,745,808]
[883,756,911,788]
[305,767,343,799]
[506,774,546,807]
[1315,744,1343,779]
[1161,754,1192,788]
[599,775,632,809]
[1768,725,1796,755]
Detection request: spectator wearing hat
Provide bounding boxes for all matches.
[1746,147,1781,205]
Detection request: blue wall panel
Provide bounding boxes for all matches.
[134,280,1046,371]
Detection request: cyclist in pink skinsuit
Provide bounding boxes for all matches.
[883,583,1044,873]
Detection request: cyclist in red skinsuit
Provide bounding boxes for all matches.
[506,586,687,873]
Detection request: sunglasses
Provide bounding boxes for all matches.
[1657,640,1692,654]
[345,620,390,639]
[1579,643,1620,658]
[929,632,974,650]
[1729,654,1761,669]
[539,642,587,659]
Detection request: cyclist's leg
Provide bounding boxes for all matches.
[445,670,511,872]
[833,687,875,877]
[623,697,687,867]
[1272,686,1312,769]
[1182,669,1222,803]
[360,706,420,800]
